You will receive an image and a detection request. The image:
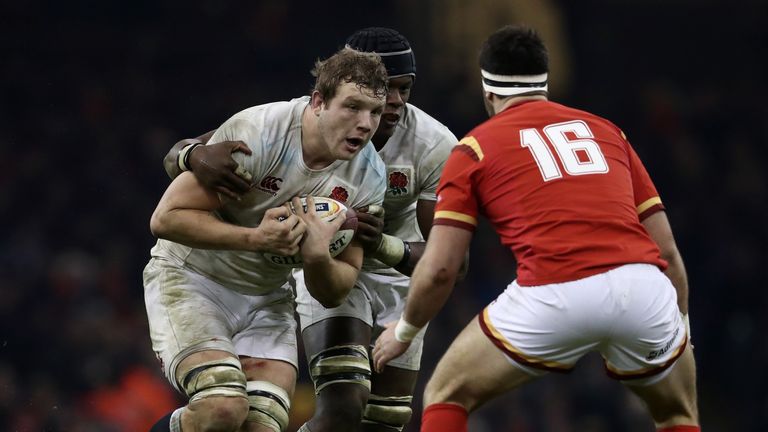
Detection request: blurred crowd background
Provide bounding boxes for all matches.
[1,0,766,431]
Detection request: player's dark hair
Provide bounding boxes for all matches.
[479,25,548,76]
[312,48,388,101]
[345,27,416,78]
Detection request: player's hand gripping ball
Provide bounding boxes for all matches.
[263,197,358,267]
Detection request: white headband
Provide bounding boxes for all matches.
[481,70,548,96]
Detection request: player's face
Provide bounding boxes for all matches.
[373,75,413,146]
[317,81,385,160]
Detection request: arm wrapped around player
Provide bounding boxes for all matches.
[355,205,411,268]
[162,130,254,200]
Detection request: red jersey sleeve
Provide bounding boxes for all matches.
[624,135,665,220]
[433,137,483,231]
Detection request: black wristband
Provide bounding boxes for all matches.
[396,241,411,267]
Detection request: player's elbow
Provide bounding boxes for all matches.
[455,253,470,281]
[658,242,683,267]
[311,281,353,308]
[149,209,170,238]
[312,291,345,309]
[319,296,344,309]
[429,266,458,287]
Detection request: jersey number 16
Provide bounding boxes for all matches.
[520,120,609,181]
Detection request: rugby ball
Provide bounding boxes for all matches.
[264,197,358,267]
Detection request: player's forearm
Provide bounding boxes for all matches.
[403,259,458,328]
[302,241,363,307]
[663,248,689,314]
[641,212,689,314]
[303,258,359,308]
[163,131,217,180]
[402,225,471,327]
[150,208,258,251]
[392,241,423,276]
[163,139,198,180]
[392,241,469,279]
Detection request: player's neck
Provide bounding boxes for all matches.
[495,95,547,114]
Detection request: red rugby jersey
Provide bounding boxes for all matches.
[435,100,667,285]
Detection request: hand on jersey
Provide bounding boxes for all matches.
[189,140,253,200]
[254,205,306,256]
[354,204,385,253]
[295,196,348,264]
[372,320,411,373]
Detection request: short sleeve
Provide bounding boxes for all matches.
[433,137,483,231]
[627,142,665,220]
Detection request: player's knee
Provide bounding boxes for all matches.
[179,356,248,401]
[193,396,250,431]
[309,382,369,431]
[423,373,455,404]
[652,395,698,426]
[362,394,413,431]
[309,344,372,394]
[423,375,472,409]
[179,356,249,430]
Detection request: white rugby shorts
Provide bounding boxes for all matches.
[143,257,298,391]
[294,270,426,370]
[479,264,687,383]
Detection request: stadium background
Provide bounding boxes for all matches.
[1,0,766,430]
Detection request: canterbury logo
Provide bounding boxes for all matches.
[259,176,283,191]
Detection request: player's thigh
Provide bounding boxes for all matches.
[231,290,299,371]
[425,318,536,411]
[144,259,239,384]
[241,357,297,396]
[302,316,372,358]
[624,346,699,426]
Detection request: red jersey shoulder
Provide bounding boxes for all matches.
[454,136,485,162]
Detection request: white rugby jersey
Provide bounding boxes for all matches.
[151,97,387,295]
[363,103,457,275]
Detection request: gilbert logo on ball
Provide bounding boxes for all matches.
[264,197,359,267]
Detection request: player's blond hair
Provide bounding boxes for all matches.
[311,48,388,102]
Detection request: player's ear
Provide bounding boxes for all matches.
[482,91,497,116]
[310,91,324,116]
[483,90,495,105]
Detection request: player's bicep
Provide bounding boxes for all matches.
[416,198,436,239]
[641,211,677,256]
[156,172,221,213]
[150,172,221,235]
[421,225,472,271]
[333,239,364,271]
